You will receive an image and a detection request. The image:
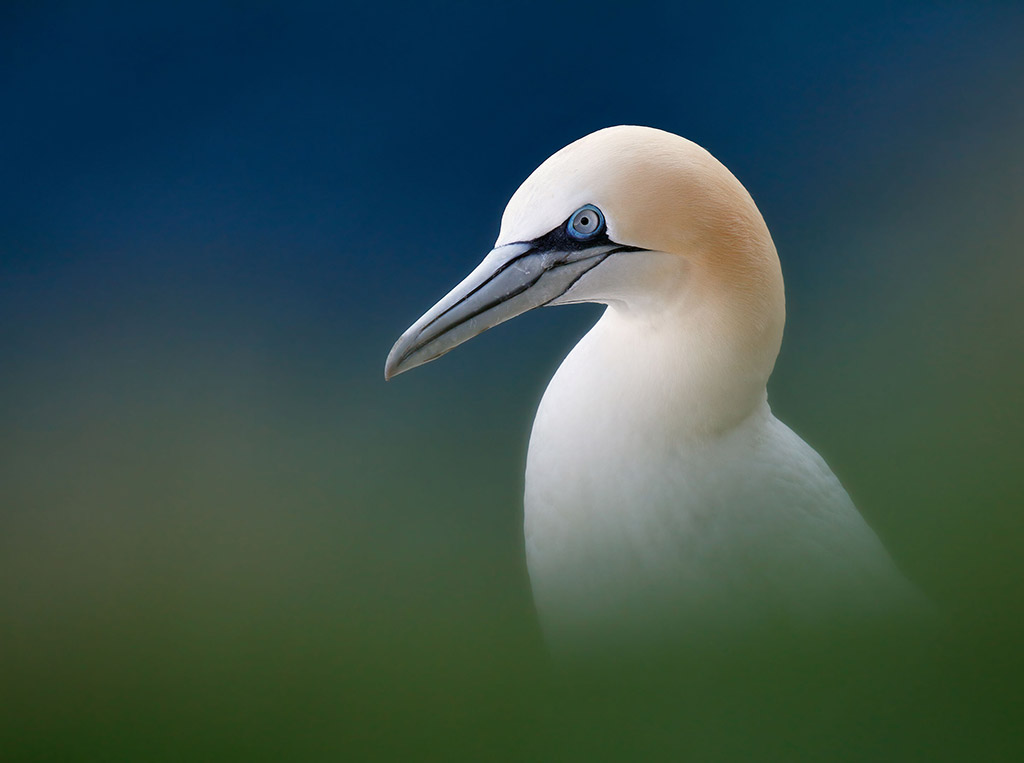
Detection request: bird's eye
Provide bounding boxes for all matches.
[568,205,604,240]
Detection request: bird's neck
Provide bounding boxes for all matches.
[548,299,773,444]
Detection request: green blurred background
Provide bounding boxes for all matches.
[2,2,1022,759]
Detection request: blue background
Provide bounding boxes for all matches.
[2,2,1023,759]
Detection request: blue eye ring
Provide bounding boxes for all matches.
[567,204,605,240]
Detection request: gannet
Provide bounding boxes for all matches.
[385,126,922,652]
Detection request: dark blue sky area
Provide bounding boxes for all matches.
[1,2,1022,373]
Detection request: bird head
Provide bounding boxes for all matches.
[385,125,785,388]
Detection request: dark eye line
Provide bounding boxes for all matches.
[505,205,632,253]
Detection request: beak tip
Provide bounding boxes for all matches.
[384,333,416,381]
[383,350,402,382]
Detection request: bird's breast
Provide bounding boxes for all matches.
[523,315,738,642]
[521,311,919,649]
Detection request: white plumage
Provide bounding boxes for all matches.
[386,126,922,653]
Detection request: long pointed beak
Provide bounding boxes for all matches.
[385,242,615,380]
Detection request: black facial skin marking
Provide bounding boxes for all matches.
[399,213,646,366]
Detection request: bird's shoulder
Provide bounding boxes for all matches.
[691,408,918,606]
[654,408,870,564]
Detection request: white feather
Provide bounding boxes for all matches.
[526,303,919,650]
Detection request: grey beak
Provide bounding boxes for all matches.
[384,241,616,380]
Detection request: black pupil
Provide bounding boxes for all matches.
[580,216,590,226]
